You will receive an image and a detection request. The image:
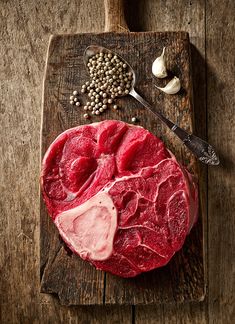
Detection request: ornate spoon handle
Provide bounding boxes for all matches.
[130,89,220,166]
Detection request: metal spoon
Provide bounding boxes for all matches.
[84,45,219,166]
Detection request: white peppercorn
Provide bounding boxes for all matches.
[131,117,137,123]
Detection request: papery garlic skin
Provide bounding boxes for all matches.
[152,47,168,78]
[155,76,181,95]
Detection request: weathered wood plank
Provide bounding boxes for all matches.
[133,0,208,321]
[39,303,132,324]
[0,303,132,324]
[40,30,204,305]
[206,1,235,323]
[0,0,131,322]
[136,302,207,324]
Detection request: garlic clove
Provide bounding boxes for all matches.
[155,76,181,95]
[152,47,168,78]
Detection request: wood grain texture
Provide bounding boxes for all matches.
[136,302,208,324]
[104,0,129,32]
[40,31,204,305]
[206,1,235,323]
[0,0,234,322]
[0,0,131,322]
[132,0,209,322]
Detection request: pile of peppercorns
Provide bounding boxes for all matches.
[79,52,133,117]
[69,51,138,122]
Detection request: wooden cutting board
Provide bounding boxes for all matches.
[40,0,205,305]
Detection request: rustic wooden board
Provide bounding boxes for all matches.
[40,31,205,305]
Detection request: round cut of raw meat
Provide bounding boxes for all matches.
[41,120,198,277]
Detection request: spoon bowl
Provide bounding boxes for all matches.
[84,45,136,97]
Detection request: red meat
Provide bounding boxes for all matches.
[41,120,198,277]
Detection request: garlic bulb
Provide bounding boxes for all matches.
[152,47,167,78]
[155,76,181,95]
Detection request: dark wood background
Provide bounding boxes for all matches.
[0,0,234,322]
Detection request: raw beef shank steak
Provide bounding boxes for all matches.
[41,120,198,277]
